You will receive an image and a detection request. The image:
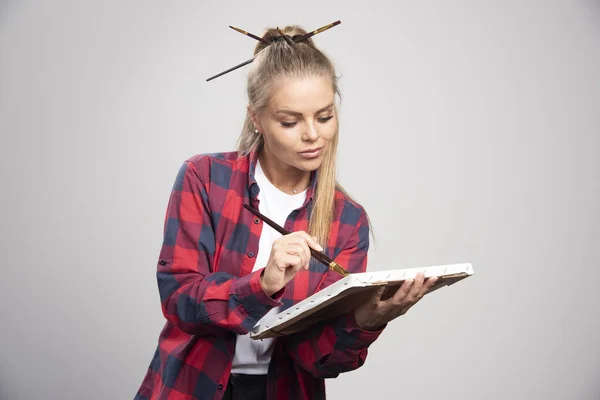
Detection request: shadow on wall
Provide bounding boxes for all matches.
[590,0,600,12]
[0,0,20,33]
[0,382,13,400]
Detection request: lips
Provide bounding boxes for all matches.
[298,147,324,160]
[300,147,323,153]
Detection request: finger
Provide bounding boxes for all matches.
[389,279,414,305]
[285,232,324,255]
[279,233,307,249]
[280,253,304,272]
[301,239,312,269]
[371,287,385,304]
[286,232,320,269]
[412,276,437,304]
[284,244,308,269]
[406,272,425,302]
[274,247,301,266]
[284,243,305,257]
[295,230,324,252]
[421,277,439,296]
[424,276,438,290]
[311,235,324,252]
[278,233,304,245]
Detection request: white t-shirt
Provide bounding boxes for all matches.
[230,159,307,375]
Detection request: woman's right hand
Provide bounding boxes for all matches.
[260,231,323,296]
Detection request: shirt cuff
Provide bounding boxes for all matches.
[336,312,386,350]
[234,269,284,322]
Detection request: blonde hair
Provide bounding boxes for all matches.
[237,25,368,246]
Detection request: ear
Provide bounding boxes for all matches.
[247,105,263,133]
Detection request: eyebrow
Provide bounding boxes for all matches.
[275,103,334,117]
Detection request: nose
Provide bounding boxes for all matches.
[302,122,320,141]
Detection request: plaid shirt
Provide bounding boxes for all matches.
[135,150,384,400]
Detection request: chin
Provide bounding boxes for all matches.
[295,157,324,172]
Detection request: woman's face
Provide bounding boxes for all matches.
[251,75,337,173]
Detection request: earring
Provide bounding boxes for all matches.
[254,129,259,134]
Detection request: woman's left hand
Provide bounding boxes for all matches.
[353,272,438,331]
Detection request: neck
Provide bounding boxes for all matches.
[258,149,310,195]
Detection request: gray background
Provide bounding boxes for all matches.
[1,1,599,399]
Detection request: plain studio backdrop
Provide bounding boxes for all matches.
[1,1,599,399]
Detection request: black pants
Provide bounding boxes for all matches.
[223,373,267,400]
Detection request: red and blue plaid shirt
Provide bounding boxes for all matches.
[135,150,384,400]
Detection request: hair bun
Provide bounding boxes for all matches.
[207,21,340,81]
[254,25,315,54]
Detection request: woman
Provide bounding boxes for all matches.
[135,24,437,400]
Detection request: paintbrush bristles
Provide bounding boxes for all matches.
[229,25,269,44]
[294,20,341,42]
[330,261,350,277]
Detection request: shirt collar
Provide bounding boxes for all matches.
[247,149,318,206]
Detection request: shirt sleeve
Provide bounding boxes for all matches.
[283,207,386,378]
[156,160,283,335]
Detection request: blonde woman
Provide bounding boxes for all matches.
[135,23,437,400]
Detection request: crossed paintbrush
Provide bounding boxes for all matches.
[206,20,341,82]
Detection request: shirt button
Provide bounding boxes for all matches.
[247,251,254,258]
[254,218,260,224]
[218,384,224,390]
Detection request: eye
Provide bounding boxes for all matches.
[318,115,334,123]
[280,121,297,128]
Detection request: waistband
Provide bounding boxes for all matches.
[229,373,267,384]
